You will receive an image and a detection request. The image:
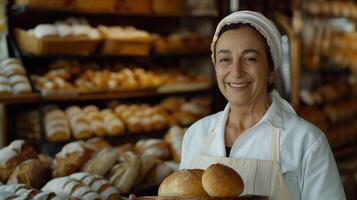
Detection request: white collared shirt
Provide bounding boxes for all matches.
[180,91,346,200]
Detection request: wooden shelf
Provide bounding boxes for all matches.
[42,85,212,102]
[11,4,218,19]
[18,52,211,62]
[0,93,40,104]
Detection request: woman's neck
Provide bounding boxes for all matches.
[225,96,270,147]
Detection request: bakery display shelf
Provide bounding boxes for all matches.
[41,86,211,102]
[18,52,210,61]
[41,129,168,156]
[0,92,40,104]
[11,4,218,19]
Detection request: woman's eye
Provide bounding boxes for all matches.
[244,57,257,63]
[219,58,229,63]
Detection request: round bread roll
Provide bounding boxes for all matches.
[202,163,244,197]
[158,169,208,197]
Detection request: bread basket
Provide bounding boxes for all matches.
[137,195,269,200]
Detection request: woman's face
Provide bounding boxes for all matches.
[215,26,272,107]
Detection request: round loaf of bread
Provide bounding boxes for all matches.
[158,169,208,197]
[202,163,244,197]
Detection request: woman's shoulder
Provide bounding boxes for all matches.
[281,109,328,151]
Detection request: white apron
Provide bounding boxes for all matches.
[188,126,292,200]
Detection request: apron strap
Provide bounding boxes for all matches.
[270,126,280,163]
[201,131,216,154]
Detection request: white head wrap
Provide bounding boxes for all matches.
[211,11,282,70]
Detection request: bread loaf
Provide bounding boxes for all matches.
[85,137,112,152]
[158,169,208,197]
[141,161,179,187]
[202,163,244,197]
[42,176,100,200]
[134,155,160,186]
[81,148,118,176]
[164,126,185,163]
[108,153,140,194]
[7,158,51,189]
[135,139,171,161]
[44,107,71,142]
[52,141,92,178]
[70,172,120,200]
[0,140,38,182]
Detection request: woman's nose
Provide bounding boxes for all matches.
[232,59,244,77]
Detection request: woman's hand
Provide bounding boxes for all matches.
[129,194,136,200]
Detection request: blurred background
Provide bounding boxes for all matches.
[0,0,356,199]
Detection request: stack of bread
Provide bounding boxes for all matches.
[100,109,125,136]
[82,105,107,137]
[302,1,357,18]
[114,104,169,133]
[0,140,51,189]
[32,63,164,95]
[153,32,211,54]
[0,58,32,94]
[157,163,250,199]
[0,133,185,197]
[0,183,69,199]
[159,96,211,126]
[98,25,152,56]
[28,17,100,40]
[65,106,93,139]
[42,172,120,200]
[49,137,179,194]
[44,106,71,142]
[157,68,212,93]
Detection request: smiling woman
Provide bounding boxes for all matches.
[129,11,346,200]
[178,11,346,200]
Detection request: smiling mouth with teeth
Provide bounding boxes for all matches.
[227,82,251,88]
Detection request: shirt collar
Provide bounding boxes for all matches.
[212,90,290,133]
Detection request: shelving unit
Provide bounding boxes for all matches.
[2,0,229,155]
[293,1,357,159]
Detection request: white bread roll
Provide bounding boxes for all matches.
[33,24,58,38]
[158,169,208,197]
[202,163,244,197]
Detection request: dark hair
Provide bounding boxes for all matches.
[215,23,275,93]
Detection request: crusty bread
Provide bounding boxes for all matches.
[7,158,51,189]
[158,169,208,197]
[202,163,244,197]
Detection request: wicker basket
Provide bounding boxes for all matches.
[75,0,116,13]
[152,0,186,15]
[116,0,152,14]
[15,0,70,9]
[102,38,152,56]
[15,28,99,55]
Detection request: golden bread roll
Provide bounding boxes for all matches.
[202,163,244,197]
[158,169,208,197]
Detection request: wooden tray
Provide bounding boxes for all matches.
[137,195,269,200]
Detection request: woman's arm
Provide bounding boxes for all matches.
[300,134,346,200]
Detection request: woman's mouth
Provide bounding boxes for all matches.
[226,81,251,89]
